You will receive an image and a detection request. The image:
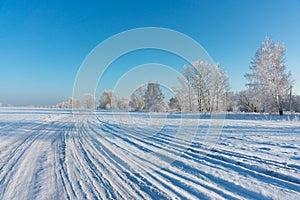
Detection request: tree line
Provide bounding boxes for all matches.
[57,37,299,115]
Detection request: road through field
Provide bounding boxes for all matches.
[0,108,299,199]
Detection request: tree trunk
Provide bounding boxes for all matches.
[188,85,192,112]
[197,87,201,112]
[275,91,283,115]
[289,86,292,111]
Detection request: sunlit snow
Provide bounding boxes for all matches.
[0,108,299,199]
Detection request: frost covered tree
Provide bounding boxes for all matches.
[181,61,230,112]
[182,66,194,111]
[57,101,69,108]
[129,85,146,111]
[57,97,81,109]
[68,97,81,109]
[213,65,231,111]
[117,98,130,110]
[225,91,234,112]
[98,91,117,110]
[83,93,96,109]
[144,82,167,112]
[170,81,188,112]
[168,96,181,112]
[173,77,195,112]
[99,91,111,109]
[245,37,293,115]
[236,89,260,112]
[292,95,300,112]
[189,61,212,112]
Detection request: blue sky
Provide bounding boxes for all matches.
[0,0,300,105]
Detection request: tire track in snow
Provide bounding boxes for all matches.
[1,110,299,199]
[91,115,300,199]
[80,119,168,199]
[0,115,69,199]
[92,117,258,199]
[89,117,240,199]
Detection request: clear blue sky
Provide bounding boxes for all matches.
[0,0,300,106]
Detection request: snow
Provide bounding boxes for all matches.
[0,108,299,199]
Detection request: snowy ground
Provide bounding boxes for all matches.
[0,108,299,200]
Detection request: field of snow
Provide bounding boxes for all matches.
[0,108,299,200]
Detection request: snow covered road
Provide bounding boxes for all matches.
[0,108,299,199]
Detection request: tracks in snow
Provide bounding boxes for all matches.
[0,110,299,199]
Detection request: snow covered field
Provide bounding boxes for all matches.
[0,108,299,200]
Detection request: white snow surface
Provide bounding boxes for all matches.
[0,108,299,200]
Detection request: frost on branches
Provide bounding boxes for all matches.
[175,60,230,112]
[245,37,294,115]
[143,82,167,112]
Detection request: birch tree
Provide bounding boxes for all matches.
[182,66,194,111]
[245,37,293,115]
[181,60,230,112]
